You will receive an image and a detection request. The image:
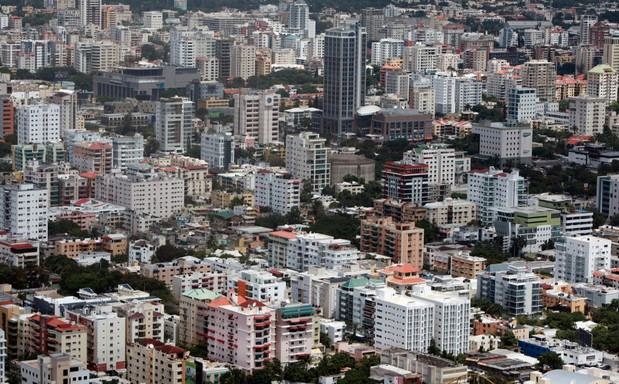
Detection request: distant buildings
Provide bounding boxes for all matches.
[285,132,330,193]
[467,168,526,226]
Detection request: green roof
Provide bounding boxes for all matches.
[589,64,616,74]
[210,210,237,220]
[182,288,219,301]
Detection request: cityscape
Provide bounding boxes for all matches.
[0,0,618,383]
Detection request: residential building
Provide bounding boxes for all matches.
[0,239,39,268]
[115,301,165,343]
[231,270,287,305]
[110,134,144,171]
[404,143,456,198]
[561,210,594,237]
[587,64,618,105]
[141,257,212,287]
[17,104,61,145]
[424,199,476,226]
[285,232,360,271]
[71,142,113,175]
[26,315,87,362]
[20,354,90,384]
[450,253,486,279]
[275,304,314,364]
[285,132,330,193]
[78,0,102,27]
[254,170,301,215]
[155,97,194,153]
[0,184,48,242]
[494,207,562,254]
[373,199,427,223]
[75,41,120,73]
[126,339,188,384]
[233,90,280,145]
[603,32,619,72]
[554,236,611,283]
[403,44,439,73]
[172,272,227,300]
[360,216,424,267]
[200,132,234,170]
[372,39,404,66]
[322,23,367,136]
[468,168,527,226]
[477,264,542,315]
[143,11,163,29]
[472,122,533,163]
[507,87,538,123]
[521,60,557,101]
[230,44,256,80]
[568,96,606,135]
[382,161,429,205]
[597,174,619,217]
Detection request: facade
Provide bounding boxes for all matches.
[322,23,367,136]
[126,339,188,384]
[275,304,314,364]
[587,64,618,105]
[494,207,562,254]
[382,161,429,205]
[360,216,424,267]
[254,170,301,215]
[285,132,330,193]
[75,41,120,73]
[17,104,61,145]
[0,184,49,242]
[424,199,476,226]
[200,132,234,170]
[597,174,619,217]
[115,301,165,344]
[468,168,526,226]
[230,44,256,80]
[370,109,433,142]
[110,134,144,171]
[20,354,89,384]
[521,60,557,101]
[79,0,102,27]
[404,144,456,196]
[568,96,606,135]
[71,142,113,175]
[155,97,194,153]
[472,122,533,162]
[554,236,611,284]
[507,87,537,123]
[372,39,405,65]
[603,33,619,72]
[477,264,542,315]
[233,90,280,145]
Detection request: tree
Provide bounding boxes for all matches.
[415,219,440,243]
[300,179,313,203]
[500,331,518,348]
[537,352,564,370]
[153,244,188,263]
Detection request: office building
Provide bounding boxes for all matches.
[254,170,301,215]
[494,207,562,254]
[285,132,330,193]
[322,23,367,136]
[468,168,526,226]
[0,184,48,242]
[568,96,606,135]
[472,122,533,163]
[155,97,194,153]
[587,64,618,105]
[233,90,280,145]
[507,87,538,123]
[477,264,542,315]
[200,132,234,170]
[370,109,433,142]
[554,236,611,283]
[17,104,61,145]
[360,216,424,267]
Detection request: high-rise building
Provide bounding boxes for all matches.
[71,141,113,175]
[110,134,144,171]
[587,64,618,105]
[288,0,310,36]
[322,23,367,137]
[603,32,619,72]
[403,44,440,73]
[382,161,428,205]
[75,41,120,73]
[568,96,606,135]
[0,184,49,242]
[126,339,188,384]
[360,8,384,41]
[371,38,404,66]
[555,236,611,283]
[506,86,538,123]
[155,97,194,153]
[285,132,330,193]
[360,216,424,267]
[17,104,61,145]
[0,96,14,139]
[521,60,557,101]
[468,167,526,226]
[170,30,196,67]
[432,75,482,114]
[143,11,163,30]
[233,90,280,145]
[230,44,256,80]
[477,263,542,315]
[78,0,102,27]
[255,170,301,215]
[50,91,76,136]
[200,132,234,170]
[596,174,619,217]
[404,143,456,195]
[580,15,597,46]
[472,121,533,163]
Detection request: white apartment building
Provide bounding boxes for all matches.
[17,104,61,145]
[230,44,256,80]
[0,184,49,242]
[587,64,618,105]
[20,354,90,384]
[385,71,410,101]
[604,33,619,72]
[432,75,482,114]
[233,90,280,145]
[95,173,184,218]
[284,232,360,271]
[507,86,538,123]
[67,306,126,372]
[437,52,459,72]
[128,240,155,264]
[568,96,606,135]
[561,211,593,237]
[254,170,301,215]
[170,33,195,67]
[477,264,542,315]
[468,167,526,226]
[75,41,120,73]
[155,97,194,153]
[143,11,163,30]
[554,236,611,284]
[171,272,227,300]
[403,43,439,73]
[110,134,144,171]
[472,122,533,162]
[285,132,330,193]
[289,267,341,318]
[197,56,219,81]
[230,270,287,305]
[200,132,234,170]
[0,329,5,383]
[424,198,476,226]
[371,38,404,65]
[404,144,456,186]
[114,301,165,343]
